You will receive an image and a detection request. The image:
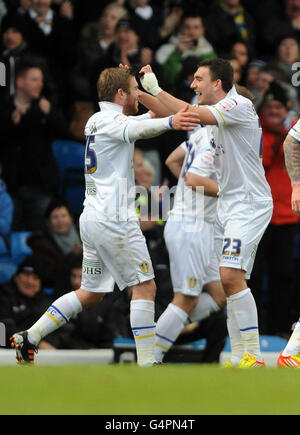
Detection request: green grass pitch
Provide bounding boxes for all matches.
[1,364,300,415]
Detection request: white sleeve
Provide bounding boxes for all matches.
[98,112,172,143]
[128,112,152,122]
[125,116,173,142]
[289,119,300,142]
[206,96,248,127]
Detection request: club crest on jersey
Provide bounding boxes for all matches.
[188,277,198,289]
[140,261,150,273]
[114,114,127,124]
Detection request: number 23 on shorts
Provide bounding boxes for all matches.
[222,237,242,256]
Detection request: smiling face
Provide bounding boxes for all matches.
[260,100,287,125]
[15,272,41,298]
[190,66,220,105]
[48,206,73,235]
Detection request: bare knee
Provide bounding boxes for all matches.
[219,267,247,296]
[75,288,105,308]
[204,281,226,309]
[130,279,157,301]
[173,293,199,315]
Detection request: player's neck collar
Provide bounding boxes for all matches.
[99,101,123,112]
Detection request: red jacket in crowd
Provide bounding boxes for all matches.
[261,117,299,226]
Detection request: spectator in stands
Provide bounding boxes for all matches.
[251,65,274,111]
[0,63,68,231]
[0,19,57,101]
[125,0,164,50]
[70,2,129,101]
[158,0,184,44]
[204,0,256,57]
[26,199,82,289]
[155,12,215,93]
[0,22,29,99]
[230,40,250,69]
[0,256,57,349]
[245,59,266,93]
[175,56,201,102]
[249,83,299,337]
[262,0,300,55]
[275,35,300,85]
[2,0,77,105]
[91,19,164,106]
[53,254,115,349]
[229,57,242,84]
[256,63,300,122]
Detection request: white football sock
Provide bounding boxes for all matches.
[130,299,156,367]
[226,296,244,365]
[155,303,188,363]
[283,318,300,356]
[27,291,83,346]
[188,293,220,323]
[228,288,262,361]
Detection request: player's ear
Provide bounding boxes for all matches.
[117,88,126,99]
[215,79,222,91]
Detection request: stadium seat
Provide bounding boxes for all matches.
[0,236,9,257]
[52,140,86,216]
[0,260,17,284]
[10,231,32,265]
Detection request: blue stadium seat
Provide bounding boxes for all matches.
[0,236,9,257]
[10,231,32,265]
[0,260,18,284]
[52,140,86,216]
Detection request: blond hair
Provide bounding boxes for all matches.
[97,67,133,102]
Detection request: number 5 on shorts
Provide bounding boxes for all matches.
[85,135,97,174]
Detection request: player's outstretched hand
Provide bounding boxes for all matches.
[171,105,200,131]
[291,184,300,217]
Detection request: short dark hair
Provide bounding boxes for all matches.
[44,198,72,220]
[15,63,43,79]
[198,58,234,93]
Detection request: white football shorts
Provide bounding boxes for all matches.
[164,219,220,297]
[79,209,154,293]
[214,198,273,279]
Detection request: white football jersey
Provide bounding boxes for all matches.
[83,102,149,221]
[288,118,300,141]
[169,126,217,223]
[206,86,272,201]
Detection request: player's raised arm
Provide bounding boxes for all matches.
[139,65,218,125]
[283,132,300,216]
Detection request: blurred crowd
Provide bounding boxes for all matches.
[0,0,300,356]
